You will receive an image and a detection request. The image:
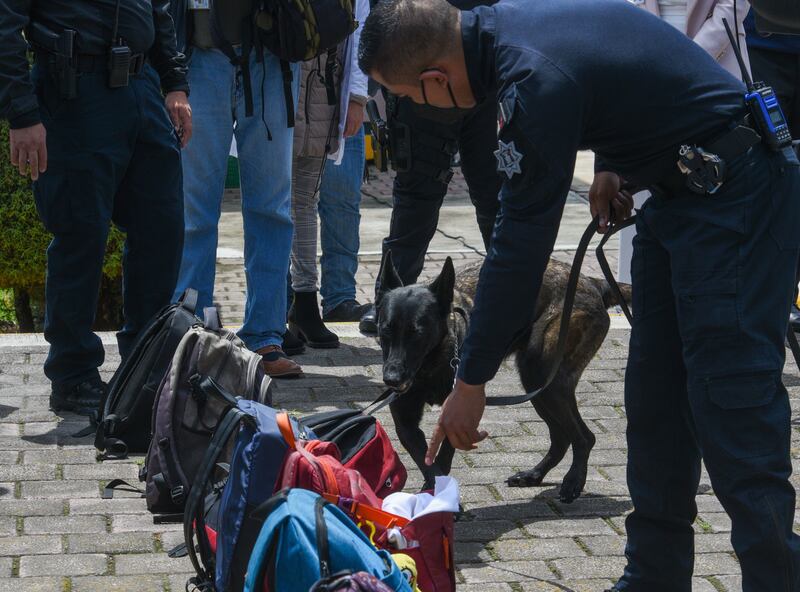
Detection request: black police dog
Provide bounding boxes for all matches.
[376,251,630,502]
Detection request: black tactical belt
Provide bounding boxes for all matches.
[72,53,146,75]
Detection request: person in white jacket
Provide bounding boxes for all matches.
[286,0,371,351]
[616,0,752,283]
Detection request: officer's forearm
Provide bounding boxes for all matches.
[149,1,190,96]
[0,0,39,128]
[458,184,569,385]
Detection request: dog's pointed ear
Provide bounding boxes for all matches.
[429,257,455,316]
[376,250,403,308]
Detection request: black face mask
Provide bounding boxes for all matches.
[417,71,472,124]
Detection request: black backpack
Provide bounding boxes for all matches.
[94,289,202,459]
[209,0,357,127]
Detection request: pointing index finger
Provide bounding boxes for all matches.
[426,422,446,466]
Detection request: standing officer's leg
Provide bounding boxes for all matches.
[32,68,134,412]
[457,96,501,251]
[381,97,457,286]
[616,213,700,592]
[661,147,800,591]
[112,66,184,359]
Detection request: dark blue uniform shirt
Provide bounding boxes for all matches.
[457,0,747,385]
[0,0,188,129]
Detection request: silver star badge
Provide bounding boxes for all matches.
[494,140,523,179]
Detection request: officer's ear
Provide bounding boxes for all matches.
[429,257,455,317]
[376,250,403,308]
[419,68,449,87]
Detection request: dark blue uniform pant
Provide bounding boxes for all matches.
[32,63,184,388]
[382,96,501,286]
[620,145,800,591]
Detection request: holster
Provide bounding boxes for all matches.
[28,22,77,100]
[386,93,458,184]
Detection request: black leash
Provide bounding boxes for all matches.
[597,216,800,374]
[485,216,603,406]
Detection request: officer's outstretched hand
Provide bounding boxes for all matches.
[589,171,634,233]
[426,379,488,464]
[166,91,193,148]
[9,124,47,181]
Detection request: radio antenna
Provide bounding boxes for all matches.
[722,17,755,91]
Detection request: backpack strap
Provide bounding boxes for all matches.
[210,1,255,116]
[178,288,199,315]
[314,496,332,579]
[184,406,250,588]
[102,479,144,500]
[94,415,129,460]
[189,374,239,408]
[202,307,222,331]
[280,59,295,128]
[276,412,296,448]
[324,48,337,107]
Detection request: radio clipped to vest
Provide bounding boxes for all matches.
[723,16,792,151]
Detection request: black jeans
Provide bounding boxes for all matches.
[32,63,184,387]
[380,96,501,287]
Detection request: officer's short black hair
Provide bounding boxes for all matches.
[359,0,459,85]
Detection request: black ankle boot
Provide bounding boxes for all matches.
[288,291,339,349]
[282,328,306,356]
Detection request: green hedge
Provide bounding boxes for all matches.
[0,120,125,330]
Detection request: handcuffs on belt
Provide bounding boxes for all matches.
[677,144,727,195]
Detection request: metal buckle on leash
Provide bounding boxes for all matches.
[677,144,726,195]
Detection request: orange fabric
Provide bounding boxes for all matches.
[276,413,296,448]
[322,494,410,529]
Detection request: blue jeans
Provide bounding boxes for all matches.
[173,47,298,351]
[318,129,364,314]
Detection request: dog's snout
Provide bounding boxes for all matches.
[383,362,411,392]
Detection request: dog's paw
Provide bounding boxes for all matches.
[558,468,587,503]
[506,469,545,487]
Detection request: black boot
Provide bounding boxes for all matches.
[289,291,339,349]
[50,378,106,418]
[359,304,378,335]
[282,328,306,356]
[790,304,800,332]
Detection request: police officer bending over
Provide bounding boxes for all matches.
[0,0,192,416]
[360,0,800,589]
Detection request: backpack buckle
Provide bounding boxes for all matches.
[170,485,185,506]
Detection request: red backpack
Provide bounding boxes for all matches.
[301,408,407,498]
[275,414,383,508]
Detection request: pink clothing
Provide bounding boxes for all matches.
[637,0,751,78]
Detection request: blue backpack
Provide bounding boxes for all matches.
[183,399,316,592]
[243,489,412,592]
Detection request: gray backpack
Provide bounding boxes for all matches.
[141,310,272,516]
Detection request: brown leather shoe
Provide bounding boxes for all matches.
[256,345,303,379]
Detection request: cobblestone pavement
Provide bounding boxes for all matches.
[1,167,798,590]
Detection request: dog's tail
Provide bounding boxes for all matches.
[598,278,632,311]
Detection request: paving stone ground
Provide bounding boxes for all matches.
[1,166,798,590]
